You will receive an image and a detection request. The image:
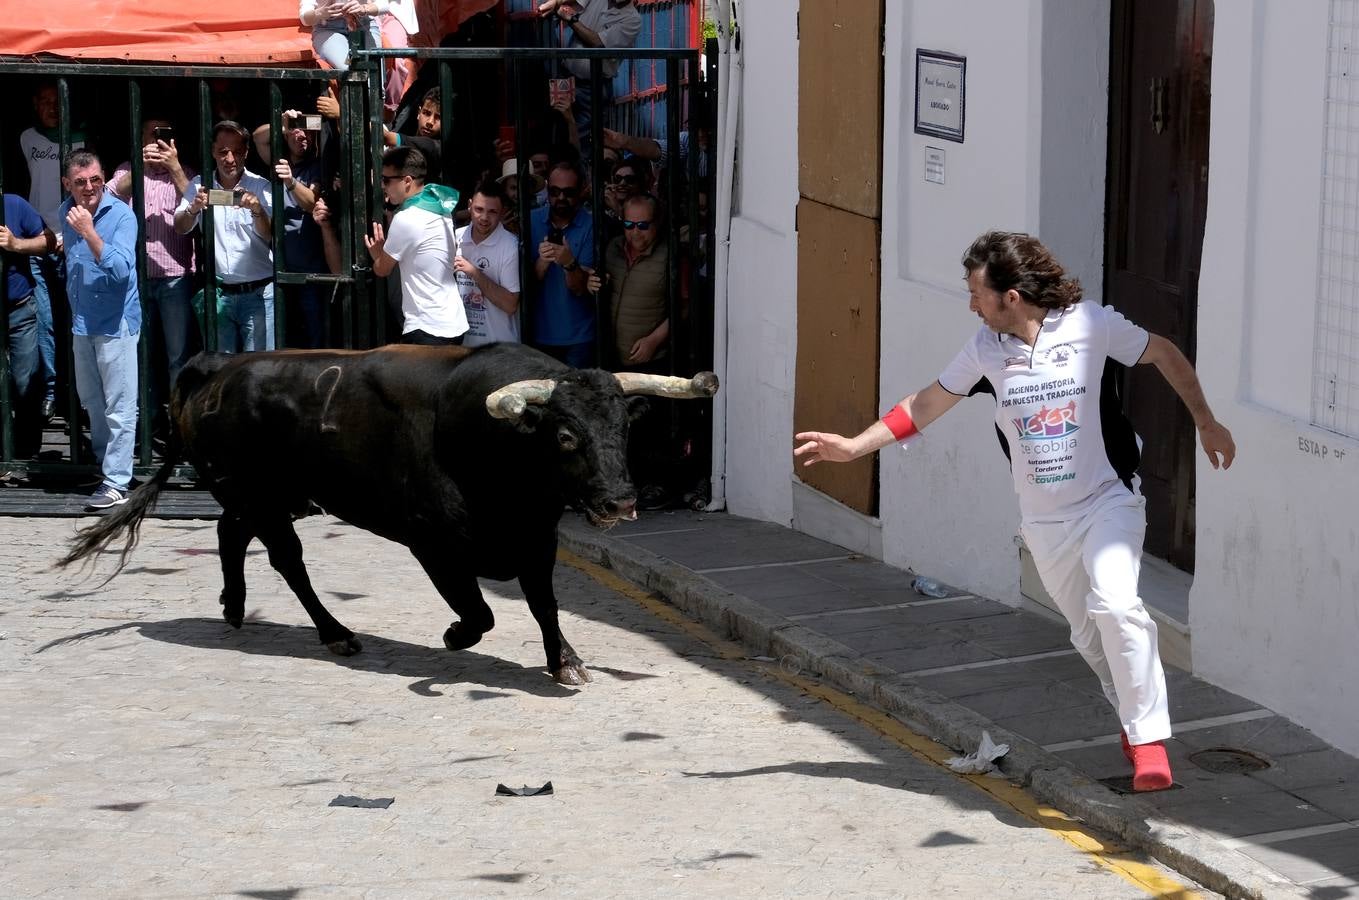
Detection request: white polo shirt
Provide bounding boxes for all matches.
[177,170,275,284]
[453,222,521,347]
[937,300,1151,523]
[384,205,468,339]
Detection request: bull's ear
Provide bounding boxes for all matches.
[627,396,650,422]
[513,405,545,435]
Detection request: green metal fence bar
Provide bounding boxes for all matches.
[0,62,341,80]
[665,56,682,377]
[356,47,697,61]
[197,79,218,352]
[0,121,11,467]
[511,56,535,349]
[589,57,607,369]
[128,79,154,468]
[269,80,288,350]
[439,61,455,189]
[57,76,82,465]
[342,68,372,348]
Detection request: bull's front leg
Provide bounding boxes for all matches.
[519,563,591,686]
[411,546,495,651]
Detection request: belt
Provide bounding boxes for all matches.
[218,277,271,295]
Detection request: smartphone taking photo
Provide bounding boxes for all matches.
[152,125,174,144]
[207,188,243,207]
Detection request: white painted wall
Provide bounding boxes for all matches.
[1195,2,1359,755]
[721,0,798,526]
[877,0,1110,600]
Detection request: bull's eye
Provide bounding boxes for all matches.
[558,426,579,452]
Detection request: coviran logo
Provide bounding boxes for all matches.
[1011,400,1079,439]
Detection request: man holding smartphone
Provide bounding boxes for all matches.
[174,121,274,353]
[537,0,640,157]
[529,159,595,367]
[111,118,199,430]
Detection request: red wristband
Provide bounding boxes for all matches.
[881,404,919,441]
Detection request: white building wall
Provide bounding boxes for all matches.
[1195,3,1359,755]
[725,0,1357,753]
[722,0,799,525]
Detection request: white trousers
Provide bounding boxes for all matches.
[1021,484,1171,744]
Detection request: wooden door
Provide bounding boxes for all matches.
[793,0,885,515]
[1105,0,1213,570]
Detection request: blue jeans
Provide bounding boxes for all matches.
[216,283,275,353]
[72,321,139,491]
[28,254,60,404]
[6,298,42,456]
[144,276,202,408]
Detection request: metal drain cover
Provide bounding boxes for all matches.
[1188,747,1272,774]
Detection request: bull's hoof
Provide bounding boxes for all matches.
[219,592,244,629]
[442,623,486,652]
[552,663,593,686]
[324,634,363,656]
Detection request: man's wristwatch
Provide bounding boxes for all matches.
[566,11,581,25]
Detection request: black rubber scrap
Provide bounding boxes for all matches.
[495,782,553,797]
[329,794,395,809]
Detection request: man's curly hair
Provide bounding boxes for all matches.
[962,230,1082,310]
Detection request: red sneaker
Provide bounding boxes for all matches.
[1129,740,1173,791]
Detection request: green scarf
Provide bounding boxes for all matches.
[399,183,460,216]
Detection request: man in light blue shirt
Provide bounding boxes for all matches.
[61,149,141,510]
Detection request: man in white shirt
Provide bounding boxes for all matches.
[364,146,468,345]
[174,121,275,353]
[453,181,521,347]
[18,82,85,419]
[794,230,1237,793]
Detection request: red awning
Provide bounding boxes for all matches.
[2,0,500,66]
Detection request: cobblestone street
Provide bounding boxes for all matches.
[2,516,1207,898]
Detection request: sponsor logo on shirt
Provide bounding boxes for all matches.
[1011,400,1079,440]
[1043,342,1078,367]
[1003,355,1029,370]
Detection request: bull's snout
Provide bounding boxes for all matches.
[605,497,637,521]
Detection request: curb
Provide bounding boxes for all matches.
[560,520,1307,900]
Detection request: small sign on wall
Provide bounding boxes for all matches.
[925,146,945,184]
[915,49,966,143]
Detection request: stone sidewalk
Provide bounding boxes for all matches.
[559,509,1359,900]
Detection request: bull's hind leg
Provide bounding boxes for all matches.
[520,555,591,686]
[411,546,494,651]
[218,514,254,628]
[253,517,362,656]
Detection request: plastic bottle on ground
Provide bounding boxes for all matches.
[911,575,949,598]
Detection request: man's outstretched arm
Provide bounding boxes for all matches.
[1138,334,1236,469]
[794,381,963,465]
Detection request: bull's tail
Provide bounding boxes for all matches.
[56,434,183,576]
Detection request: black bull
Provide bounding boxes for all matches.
[59,343,718,684]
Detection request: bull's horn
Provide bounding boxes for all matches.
[486,379,557,419]
[614,371,720,398]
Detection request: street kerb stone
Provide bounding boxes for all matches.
[558,518,1302,900]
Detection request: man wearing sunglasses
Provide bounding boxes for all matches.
[365,146,467,346]
[530,159,595,367]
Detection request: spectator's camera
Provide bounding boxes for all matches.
[207,189,244,207]
[152,126,174,143]
[547,227,565,245]
[287,114,323,131]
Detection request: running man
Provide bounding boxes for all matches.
[793,230,1236,791]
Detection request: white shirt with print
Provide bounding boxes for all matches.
[454,222,521,347]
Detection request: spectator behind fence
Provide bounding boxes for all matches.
[60,150,140,511]
[454,180,521,348]
[110,119,200,428]
[174,121,275,353]
[268,114,330,348]
[0,193,56,461]
[591,192,682,508]
[365,146,468,346]
[19,81,84,423]
[300,1,382,74]
[537,0,641,156]
[382,87,444,178]
[495,157,544,237]
[530,159,595,368]
[379,1,421,118]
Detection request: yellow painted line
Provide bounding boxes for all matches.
[561,549,1205,900]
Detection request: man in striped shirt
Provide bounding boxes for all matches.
[111,118,200,426]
